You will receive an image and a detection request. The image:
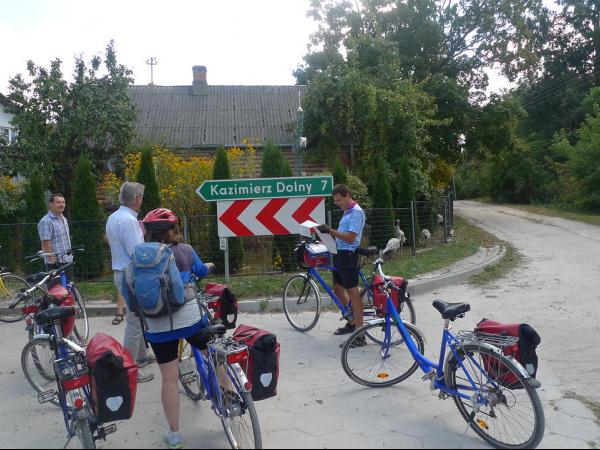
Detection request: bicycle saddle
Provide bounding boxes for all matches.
[34,306,76,326]
[432,300,470,321]
[196,324,227,342]
[357,246,379,256]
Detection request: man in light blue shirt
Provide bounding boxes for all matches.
[106,181,154,383]
[318,184,367,344]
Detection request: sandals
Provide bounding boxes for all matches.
[112,311,125,325]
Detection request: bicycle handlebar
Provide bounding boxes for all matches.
[7,260,74,309]
[25,246,85,261]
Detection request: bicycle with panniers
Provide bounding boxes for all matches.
[340,254,545,449]
[282,239,416,332]
[10,267,122,449]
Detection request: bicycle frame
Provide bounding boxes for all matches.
[382,294,500,402]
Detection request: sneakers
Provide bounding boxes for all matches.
[340,335,367,348]
[164,430,184,450]
[137,354,157,368]
[137,369,154,383]
[334,322,356,335]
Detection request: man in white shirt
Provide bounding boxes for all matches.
[106,182,154,383]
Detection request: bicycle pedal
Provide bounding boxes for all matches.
[180,371,198,384]
[37,389,57,404]
[421,371,435,382]
[102,424,117,435]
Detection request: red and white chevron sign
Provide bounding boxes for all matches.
[217,197,325,237]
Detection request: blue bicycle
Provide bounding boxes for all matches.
[340,257,545,449]
[178,295,262,449]
[282,240,416,332]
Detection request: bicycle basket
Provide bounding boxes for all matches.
[303,243,329,268]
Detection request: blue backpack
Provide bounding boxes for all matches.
[123,243,186,323]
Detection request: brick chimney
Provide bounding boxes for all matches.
[192,65,208,96]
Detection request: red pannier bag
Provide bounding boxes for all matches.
[86,333,138,423]
[232,325,280,401]
[204,282,239,329]
[476,319,541,389]
[372,275,408,316]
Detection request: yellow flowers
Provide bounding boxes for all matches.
[100,139,260,216]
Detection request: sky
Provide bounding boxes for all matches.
[0,0,560,96]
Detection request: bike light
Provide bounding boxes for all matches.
[244,381,253,392]
[74,398,85,410]
[22,306,38,315]
[226,349,249,365]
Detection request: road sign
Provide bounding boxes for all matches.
[217,197,325,237]
[219,237,228,251]
[197,176,333,202]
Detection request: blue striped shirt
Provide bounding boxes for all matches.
[336,204,366,251]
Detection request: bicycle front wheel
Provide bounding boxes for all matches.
[0,274,31,323]
[21,337,60,406]
[71,285,89,345]
[179,341,205,401]
[282,274,321,332]
[221,366,262,449]
[341,319,423,388]
[445,343,545,449]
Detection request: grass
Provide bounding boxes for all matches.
[474,198,600,227]
[469,242,521,286]
[77,215,514,300]
[564,390,600,427]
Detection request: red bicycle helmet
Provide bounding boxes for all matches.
[143,208,179,232]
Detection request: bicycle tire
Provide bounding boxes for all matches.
[179,341,205,401]
[282,274,321,332]
[445,343,545,449]
[220,366,262,449]
[0,274,31,323]
[21,337,60,406]
[74,416,96,449]
[71,285,89,345]
[341,319,424,388]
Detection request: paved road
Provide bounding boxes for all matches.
[1,201,599,449]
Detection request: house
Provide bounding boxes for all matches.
[0,93,17,144]
[127,66,351,174]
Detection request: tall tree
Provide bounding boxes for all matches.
[6,41,136,203]
[70,154,105,279]
[136,147,161,217]
[21,174,47,271]
[369,154,395,250]
[208,147,244,274]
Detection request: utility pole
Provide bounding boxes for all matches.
[294,91,306,176]
[146,57,158,85]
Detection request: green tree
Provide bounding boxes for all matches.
[70,154,105,279]
[331,158,348,185]
[208,147,244,274]
[261,142,297,271]
[21,174,47,271]
[6,41,136,202]
[136,147,161,217]
[369,154,395,250]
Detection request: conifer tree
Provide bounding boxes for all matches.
[370,154,395,250]
[71,154,105,279]
[136,147,161,217]
[22,174,47,271]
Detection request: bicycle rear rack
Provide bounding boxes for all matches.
[457,331,519,349]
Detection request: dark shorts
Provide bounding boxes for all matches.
[149,331,211,365]
[332,251,360,289]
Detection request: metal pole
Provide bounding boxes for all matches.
[410,201,417,257]
[326,209,333,265]
[224,238,230,283]
[443,199,448,243]
[183,216,189,244]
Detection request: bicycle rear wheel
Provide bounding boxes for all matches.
[21,337,60,406]
[341,319,423,388]
[74,417,96,449]
[445,343,545,449]
[282,274,321,332]
[220,365,262,449]
[0,274,31,323]
[178,341,205,401]
[71,285,89,345]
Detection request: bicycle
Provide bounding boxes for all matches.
[25,247,89,344]
[282,240,416,332]
[177,293,262,449]
[0,245,34,324]
[340,258,545,449]
[10,281,117,449]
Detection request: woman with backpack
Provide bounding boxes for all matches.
[140,208,215,450]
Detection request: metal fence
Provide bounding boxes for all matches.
[0,195,454,281]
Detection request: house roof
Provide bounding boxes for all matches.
[0,93,11,108]
[128,85,307,148]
